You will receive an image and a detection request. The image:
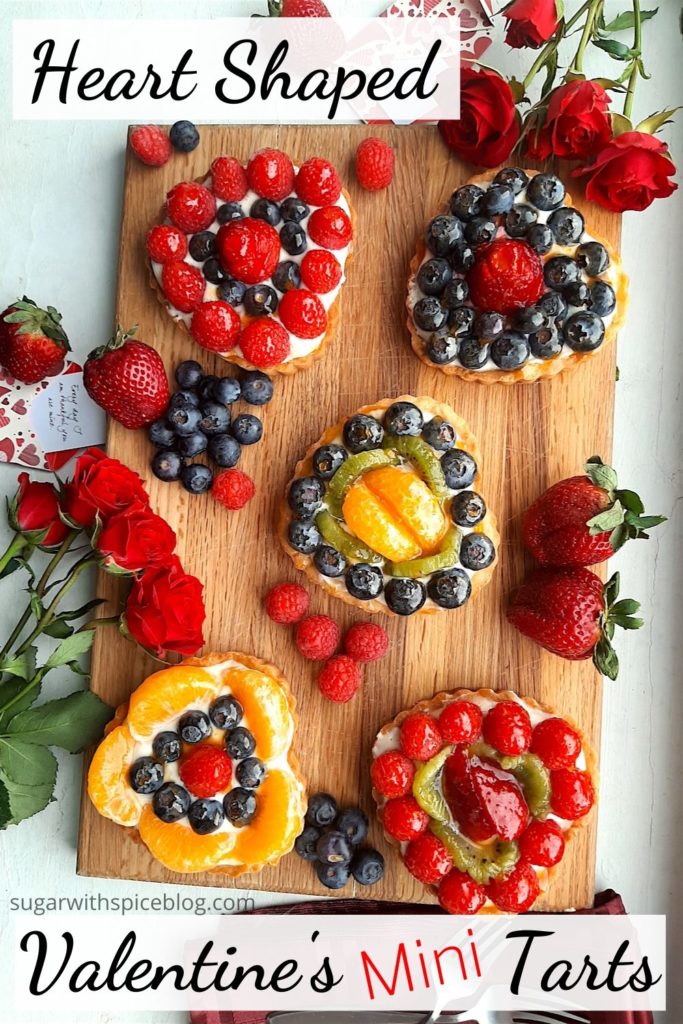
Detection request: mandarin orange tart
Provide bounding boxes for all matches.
[371,689,597,914]
[88,653,305,875]
[278,396,499,616]
[407,167,628,383]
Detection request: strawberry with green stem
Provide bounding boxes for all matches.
[0,297,70,384]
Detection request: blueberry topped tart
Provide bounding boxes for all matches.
[407,168,628,383]
[278,396,499,616]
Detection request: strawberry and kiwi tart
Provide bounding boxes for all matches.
[407,167,628,383]
[371,689,597,914]
[147,149,353,374]
[278,396,499,616]
[88,653,305,876]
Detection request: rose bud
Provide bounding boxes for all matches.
[9,472,70,548]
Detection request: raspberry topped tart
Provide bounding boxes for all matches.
[371,689,597,914]
[147,149,353,374]
[279,396,499,616]
[88,654,305,875]
[407,167,628,383]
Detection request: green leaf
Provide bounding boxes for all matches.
[0,737,57,786]
[0,767,56,827]
[0,678,42,731]
[0,557,22,581]
[604,7,658,32]
[584,456,618,494]
[593,38,633,59]
[592,77,627,92]
[61,599,105,622]
[635,107,681,135]
[611,598,642,617]
[42,619,74,639]
[593,637,619,680]
[616,489,645,515]
[609,523,631,551]
[0,647,36,681]
[7,690,113,752]
[604,572,621,607]
[626,513,667,530]
[611,614,645,630]
[44,629,95,670]
[611,112,634,135]
[30,592,44,619]
[0,777,10,828]
[508,77,526,104]
[587,500,625,534]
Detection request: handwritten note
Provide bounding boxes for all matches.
[30,372,105,453]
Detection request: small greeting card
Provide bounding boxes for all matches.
[383,0,494,63]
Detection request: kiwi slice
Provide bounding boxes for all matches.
[382,434,449,498]
[325,449,399,519]
[412,745,453,822]
[500,753,551,819]
[315,510,383,564]
[386,525,461,578]
[430,819,520,885]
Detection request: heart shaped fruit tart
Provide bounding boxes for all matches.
[278,396,499,615]
[147,149,353,374]
[88,653,305,875]
[407,167,628,383]
[371,689,597,914]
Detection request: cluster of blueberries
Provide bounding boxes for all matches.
[294,792,384,889]
[128,695,265,833]
[412,168,617,371]
[149,360,273,493]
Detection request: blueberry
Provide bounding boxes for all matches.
[223,787,257,827]
[217,202,244,224]
[490,331,530,370]
[169,119,199,152]
[422,417,456,451]
[544,256,580,290]
[317,830,352,865]
[153,783,191,823]
[175,360,204,389]
[427,568,472,609]
[288,519,321,554]
[451,490,486,527]
[178,710,212,744]
[505,203,537,238]
[425,215,463,256]
[513,306,548,335]
[295,825,321,860]
[314,545,347,578]
[459,533,496,570]
[343,414,384,453]
[288,476,324,518]
[530,325,563,360]
[281,197,310,222]
[527,173,565,211]
[384,401,424,436]
[345,563,384,600]
[316,861,350,889]
[225,726,256,760]
[335,807,369,846]
[465,217,496,246]
[208,433,241,467]
[426,333,458,365]
[441,278,469,310]
[313,443,347,480]
[170,389,200,410]
[306,792,338,828]
[236,757,267,790]
[576,241,609,277]
[189,231,217,262]
[129,757,164,794]
[152,731,181,763]
[416,258,452,296]
[280,222,307,256]
[217,279,247,306]
[250,198,281,226]
[351,848,385,886]
[385,577,427,616]
[458,336,489,370]
[442,449,477,489]
[548,207,585,246]
[151,450,184,483]
[413,297,448,333]
[537,290,568,320]
[168,405,202,436]
[240,370,274,406]
[178,431,208,458]
[449,242,476,272]
[272,260,301,293]
[199,402,231,435]
[448,306,476,334]
[188,799,224,835]
[209,695,243,730]
[482,183,515,216]
[474,311,505,341]
[563,281,590,307]
[212,376,241,405]
[494,167,529,195]
[231,413,263,445]
[180,463,213,494]
[244,285,278,317]
[563,311,605,351]
[198,376,220,402]
[589,281,616,317]
[526,223,555,255]
[449,184,484,220]
[148,418,175,449]
[203,258,227,284]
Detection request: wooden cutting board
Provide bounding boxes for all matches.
[77,125,620,908]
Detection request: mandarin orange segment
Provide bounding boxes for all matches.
[127,666,218,742]
[343,479,421,561]
[221,668,292,760]
[138,804,236,873]
[364,465,447,552]
[87,725,141,826]
[230,769,303,865]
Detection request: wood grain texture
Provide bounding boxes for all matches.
[77,125,620,910]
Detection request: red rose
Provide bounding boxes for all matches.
[547,80,613,160]
[576,131,678,213]
[62,448,149,528]
[439,66,520,169]
[124,555,205,657]
[505,0,559,48]
[10,473,70,548]
[96,501,176,573]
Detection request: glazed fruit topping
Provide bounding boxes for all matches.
[383,795,430,842]
[438,869,486,915]
[438,701,482,745]
[487,860,540,913]
[404,831,453,885]
[371,749,415,798]
[308,206,353,249]
[247,148,295,201]
[482,700,532,756]
[400,713,444,760]
[179,744,233,799]
[530,716,582,769]
[549,767,595,819]
[519,818,565,867]
[467,239,544,316]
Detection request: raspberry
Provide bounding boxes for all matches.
[210,156,248,201]
[343,622,389,663]
[438,869,486,915]
[146,225,187,263]
[166,181,217,233]
[264,582,309,625]
[404,832,453,885]
[211,469,255,511]
[467,238,544,316]
[370,750,414,799]
[129,125,172,167]
[318,655,362,703]
[179,744,232,799]
[519,819,566,868]
[438,701,483,745]
[482,701,532,756]
[488,862,540,913]
[217,218,281,285]
[161,261,205,313]
[295,157,342,206]
[239,318,290,369]
[531,717,582,770]
[382,796,429,842]
[399,713,443,761]
[295,614,340,661]
[247,148,295,201]
[549,767,595,820]
[355,137,395,191]
[278,289,327,339]
[300,250,342,293]
[190,300,241,352]
[308,206,353,250]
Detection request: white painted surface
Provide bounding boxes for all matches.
[0,1,680,1021]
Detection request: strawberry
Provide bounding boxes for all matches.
[161,261,205,313]
[308,206,353,250]
[443,749,496,843]
[190,300,241,352]
[246,149,294,201]
[467,238,544,315]
[0,298,70,384]
[210,156,248,201]
[146,224,187,263]
[300,249,342,293]
[468,760,529,841]
[355,137,395,191]
[84,326,170,430]
[217,218,281,285]
[239,318,290,368]
[278,289,327,339]
[507,568,643,680]
[129,125,172,167]
[268,0,330,16]
[524,456,667,567]
[166,181,216,233]
[179,744,232,799]
[294,158,342,206]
